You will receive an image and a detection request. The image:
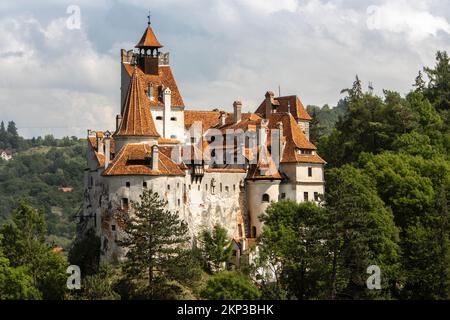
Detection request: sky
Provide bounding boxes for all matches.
[0,0,449,138]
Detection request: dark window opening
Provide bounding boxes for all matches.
[304,192,309,202]
[156,116,163,120]
[308,167,313,177]
[262,194,270,202]
[143,181,147,188]
[122,198,129,211]
[314,192,319,201]
[111,225,116,231]
[126,181,130,188]
[170,117,177,121]
[252,226,257,238]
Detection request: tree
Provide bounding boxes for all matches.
[424,51,450,113]
[325,165,400,299]
[199,224,233,273]
[413,71,426,93]
[68,229,101,276]
[200,271,261,300]
[258,201,328,300]
[0,236,41,300]
[117,189,193,299]
[0,201,68,299]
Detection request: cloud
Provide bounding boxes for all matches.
[0,14,118,137]
[0,0,449,138]
[367,0,450,42]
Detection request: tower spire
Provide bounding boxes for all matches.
[147,10,151,26]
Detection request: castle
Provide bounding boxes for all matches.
[79,20,326,263]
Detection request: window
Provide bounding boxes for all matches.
[143,181,147,188]
[122,198,129,211]
[262,194,270,202]
[308,167,313,177]
[232,250,237,257]
[177,183,180,189]
[233,184,236,191]
[251,226,257,238]
[314,192,319,201]
[220,183,223,192]
[280,193,286,200]
[304,192,309,202]
[198,185,200,191]
[156,116,163,120]
[90,176,93,187]
[170,117,177,121]
[170,135,177,139]
[238,224,243,237]
[225,186,229,192]
[111,225,116,231]
[205,184,208,191]
[177,199,181,206]
[126,181,130,188]
[190,137,196,143]
[168,185,171,190]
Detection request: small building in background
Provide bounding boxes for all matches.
[0,149,12,161]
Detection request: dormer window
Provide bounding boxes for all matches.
[299,149,313,155]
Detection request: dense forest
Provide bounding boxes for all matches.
[0,127,85,248]
[0,51,449,300]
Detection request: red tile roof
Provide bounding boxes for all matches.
[115,68,160,137]
[135,26,163,48]
[123,64,185,108]
[103,143,185,176]
[255,95,312,121]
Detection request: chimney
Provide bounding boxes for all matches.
[233,101,242,123]
[219,111,227,126]
[265,91,274,118]
[116,115,122,131]
[97,132,104,155]
[163,87,172,138]
[151,145,159,171]
[104,131,111,169]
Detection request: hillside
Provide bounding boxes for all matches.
[0,132,86,249]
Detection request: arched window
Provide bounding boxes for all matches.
[262,194,270,202]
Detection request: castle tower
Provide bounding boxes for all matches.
[135,16,163,75]
[114,67,160,151]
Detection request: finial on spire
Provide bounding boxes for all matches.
[147,10,151,26]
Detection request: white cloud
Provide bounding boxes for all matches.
[367,0,450,42]
[0,0,449,138]
[0,15,118,137]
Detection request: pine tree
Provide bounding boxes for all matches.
[199,224,233,273]
[413,71,426,93]
[117,189,191,298]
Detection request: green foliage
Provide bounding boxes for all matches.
[0,135,85,246]
[0,201,69,300]
[199,224,233,273]
[118,189,200,299]
[259,201,328,299]
[0,255,41,300]
[67,264,121,300]
[200,271,261,300]
[68,229,101,276]
[325,165,401,299]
